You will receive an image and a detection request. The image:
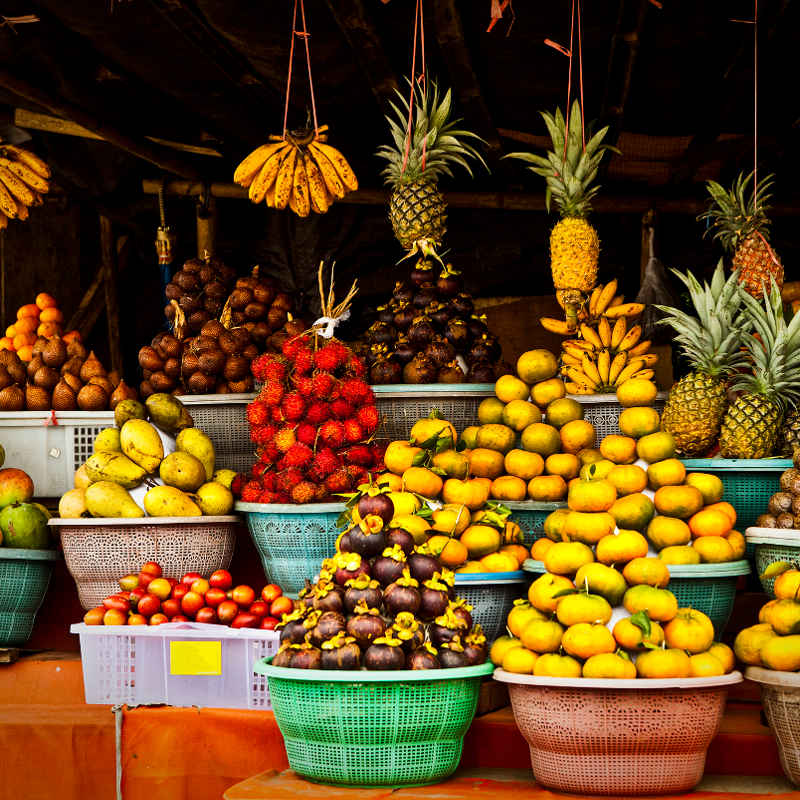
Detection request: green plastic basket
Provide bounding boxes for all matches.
[454,572,527,640]
[236,502,344,596]
[522,558,547,577]
[0,548,60,646]
[505,501,566,545]
[254,659,493,787]
[746,528,800,597]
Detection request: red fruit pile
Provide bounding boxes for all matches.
[237,335,385,504]
[83,561,292,629]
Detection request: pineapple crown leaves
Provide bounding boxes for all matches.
[504,99,619,218]
[654,261,750,378]
[376,78,488,187]
[698,170,775,253]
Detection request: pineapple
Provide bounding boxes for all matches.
[506,99,616,327]
[656,263,747,456]
[700,170,784,298]
[719,281,800,459]
[376,80,487,253]
[781,410,800,457]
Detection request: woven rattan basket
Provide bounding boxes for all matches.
[50,516,238,609]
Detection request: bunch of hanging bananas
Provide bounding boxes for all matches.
[540,279,645,335]
[0,144,51,229]
[233,125,357,218]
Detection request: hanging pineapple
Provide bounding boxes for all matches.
[376,79,487,256]
[506,99,617,329]
[699,170,783,298]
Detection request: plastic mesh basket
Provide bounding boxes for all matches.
[0,548,59,646]
[568,393,667,440]
[50,517,238,610]
[255,660,493,786]
[747,667,800,786]
[506,501,565,545]
[454,573,527,641]
[746,528,800,596]
[373,385,494,441]
[237,502,343,596]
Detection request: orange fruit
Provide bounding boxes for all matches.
[560,419,596,454]
[609,493,656,531]
[654,485,705,519]
[507,601,547,637]
[618,406,661,438]
[564,510,616,545]
[521,619,565,653]
[0,337,13,351]
[530,537,554,561]
[37,322,61,338]
[685,473,725,504]
[504,449,544,481]
[501,646,538,674]
[562,622,616,659]
[35,292,57,310]
[4,325,15,338]
[469,448,506,479]
[688,652,725,677]
[616,378,658,407]
[63,330,82,343]
[647,458,687,490]
[426,535,468,568]
[543,508,570,541]
[606,464,648,496]
[636,648,691,678]
[582,652,637,679]
[734,623,778,665]
[724,530,746,560]
[760,635,800,672]
[689,508,733,537]
[16,303,39,319]
[707,642,735,673]
[636,431,677,463]
[528,474,567,501]
[622,556,671,588]
[12,332,35,350]
[501,544,530,567]
[613,616,665,650]
[599,434,637,465]
[647,516,691,549]
[595,530,649,565]
[568,478,617,512]
[13,317,37,334]
[545,452,581,481]
[402,467,443,498]
[480,551,520,573]
[704,501,737,526]
[528,573,575,613]
[16,345,33,361]
[460,525,503,559]
[489,636,524,666]
[533,653,582,678]
[490,475,527,501]
[544,541,595,576]
[664,608,715,653]
[693,536,735,563]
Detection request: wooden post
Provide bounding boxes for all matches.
[196,193,217,258]
[641,209,655,283]
[100,215,122,374]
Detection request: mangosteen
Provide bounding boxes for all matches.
[367,321,396,347]
[419,575,451,621]
[377,304,396,325]
[403,353,437,384]
[407,547,440,584]
[449,293,474,317]
[392,281,413,304]
[370,356,403,385]
[272,643,294,668]
[338,530,353,553]
[467,313,488,339]
[349,518,388,561]
[436,264,462,297]
[357,487,395,525]
[410,259,435,287]
[386,527,415,554]
[438,361,465,384]
[364,636,406,670]
[344,574,383,613]
[309,611,346,647]
[468,337,494,363]
[312,582,345,614]
[428,302,452,328]
[346,601,386,648]
[333,552,370,586]
[320,633,362,670]
[407,643,441,670]
[390,611,425,652]
[372,544,408,586]
[463,625,488,666]
[278,608,312,644]
[450,597,473,630]
[468,360,496,383]
[438,638,469,668]
[393,303,416,331]
[412,286,437,310]
[393,337,416,364]
[289,642,323,670]
[444,318,470,350]
[383,569,421,616]
[429,607,469,647]
[425,338,455,367]
[407,317,435,350]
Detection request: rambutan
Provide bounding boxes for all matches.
[281,392,306,422]
[293,375,314,396]
[259,490,280,504]
[340,378,371,405]
[250,354,271,382]
[313,341,349,372]
[319,419,346,449]
[276,468,305,495]
[311,447,340,478]
[311,372,336,399]
[330,398,354,420]
[345,465,369,486]
[231,473,245,497]
[282,338,305,359]
[314,484,330,502]
[291,481,318,504]
[262,357,288,383]
[306,401,331,425]
[343,444,374,467]
[343,418,364,444]
[258,442,280,465]
[261,472,277,491]
[250,424,277,445]
[259,380,285,407]
[325,467,353,493]
[270,406,284,423]
[274,427,297,452]
[241,480,263,503]
[355,405,380,435]
[246,401,269,426]
[252,461,270,478]
[274,492,291,504]
[295,422,317,446]
[293,347,314,375]
[284,443,313,468]
[343,355,367,378]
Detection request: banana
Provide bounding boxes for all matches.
[581,353,602,386]
[541,317,573,335]
[309,147,345,199]
[291,158,311,217]
[615,358,646,384]
[0,212,7,229]
[566,366,598,391]
[597,349,611,384]
[274,147,298,210]
[595,279,618,316]
[561,352,582,367]
[304,152,329,214]
[604,302,645,320]
[588,285,602,317]
[565,381,587,394]
[598,316,612,347]
[563,343,593,361]
[580,323,603,349]
[608,295,624,308]
[637,353,659,367]
[610,317,627,349]
[631,369,655,381]
[0,167,35,207]
[617,324,642,351]
[14,198,28,220]
[563,339,595,352]
[627,339,653,357]
[249,146,288,203]
[265,183,276,208]
[2,145,50,178]
[234,142,287,187]
[310,142,358,192]
[608,352,628,384]
[0,178,17,219]
[0,158,48,194]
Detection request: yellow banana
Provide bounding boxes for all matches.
[597,349,611,384]
[0,211,7,229]
[608,295,624,308]
[234,141,287,187]
[598,316,612,347]
[565,381,589,394]
[563,338,595,352]
[615,358,646,384]
[581,354,602,386]
[627,340,652,358]
[541,317,573,335]
[0,178,17,218]
[595,280,618,316]
[580,323,603,349]
[14,198,28,220]
[274,147,298,210]
[309,147,345,199]
[304,152,329,213]
[566,367,598,391]
[631,369,655,381]
[0,157,48,194]
[610,317,627,349]
[2,145,50,178]
[604,302,646,320]
[563,343,593,361]
[249,146,288,203]
[291,158,311,217]
[310,142,358,191]
[618,324,642,351]
[561,352,582,367]
[265,183,276,208]
[0,167,35,207]
[588,285,602,317]
[608,352,628,384]
[637,353,659,367]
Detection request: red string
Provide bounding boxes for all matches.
[753,0,758,206]
[298,0,319,134]
[562,0,575,163]
[556,0,586,162]
[402,0,427,174]
[282,0,319,137]
[577,0,585,151]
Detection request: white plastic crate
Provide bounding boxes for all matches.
[71,621,280,709]
[567,392,668,439]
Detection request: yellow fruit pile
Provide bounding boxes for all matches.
[734,565,800,672]
[536,379,745,565]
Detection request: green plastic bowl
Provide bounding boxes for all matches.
[0,548,60,646]
[454,572,527,640]
[255,659,493,786]
[746,528,800,597]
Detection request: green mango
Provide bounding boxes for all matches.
[159,452,206,492]
[145,393,194,436]
[144,485,202,517]
[114,399,147,429]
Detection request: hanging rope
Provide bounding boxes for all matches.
[282,0,319,138]
[402,0,427,174]
[487,0,515,34]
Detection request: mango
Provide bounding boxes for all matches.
[120,419,164,473]
[144,485,202,517]
[0,468,34,508]
[85,481,144,518]
[145,393,194,436]
[159,451,206,492]
[0,442,5,467]
[85,452,146,488]
[175,428,215,481]
[114,398,147,429]
[0,502,49,548]
[196,482,234,515]
[212,469,237,490]
[93,428,121,453]
[74,463,92,490]
[58,488,88,519]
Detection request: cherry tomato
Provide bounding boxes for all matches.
[195,607,218,624]
[269,596,294,619]
[170,615,190,623]
[248,601,269,618]
[136,593,162,618]
[181,591,204,617]
[149,613,169,625]
[190,578,210,596]
[231,613,259,629]
[103,608,127,626]
[259,616,279,630]
[181,571,203,587]
[231,585,256,606]
[161,598,181,618]
[119,574,139,591]
[172,583,190,602]
[261,584,283,604]
[138,572,155,590]
[205,587,227,607]
[147,578,172,600]
[83,607,105,625]
[217,600,239,624]
[140,561,162,578]
[103,595,130,613]
[209,570,233,591]
[128,614,148,626]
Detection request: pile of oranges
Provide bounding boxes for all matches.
[0,293,79,361]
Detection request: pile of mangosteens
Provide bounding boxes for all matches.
[360,257,511,384]
[272,485,488,671]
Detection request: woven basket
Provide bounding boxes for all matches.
[237,502,343,596]
[255,659,493,786]
[568,393,667,440]
[495,669,742,795]
[454,572,527,641]
[0,548,60,646]
[746,528,800,597]
[747,667,800,786]
[505,501,566,545]
[50,517,238,610]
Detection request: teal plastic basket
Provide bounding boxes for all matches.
[522,558,547,577]
[236,502,344,596]
[255,659,493,787]
[454,572,527,640]
[746,528,800,597]
[0,548,60,646]
[505,501,566,545]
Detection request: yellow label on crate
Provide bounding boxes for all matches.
[169,640,222,676]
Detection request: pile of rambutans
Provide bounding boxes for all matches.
[235,334,386,504]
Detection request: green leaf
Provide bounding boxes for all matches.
[551,587,578,599]
[629,610,652,639]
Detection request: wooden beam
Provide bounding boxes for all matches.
[323,0,399,105]
[433,0,503,159]
[196,194,218,258]
[100,216,122,374]
[0,69,201,179]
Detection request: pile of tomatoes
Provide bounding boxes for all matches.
[83,561,292,628]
